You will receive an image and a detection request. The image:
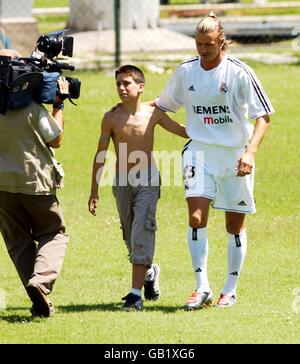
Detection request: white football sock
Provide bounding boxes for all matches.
[130,288,142,297]
[188,226,210,292]
[222,230,247,296]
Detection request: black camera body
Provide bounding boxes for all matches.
[0,30,81,115]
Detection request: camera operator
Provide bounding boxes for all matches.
[0,48,70,318]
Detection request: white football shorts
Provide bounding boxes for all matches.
[182,140,256,214]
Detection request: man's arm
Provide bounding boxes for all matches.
[155,107,188,138]
[88,114,112,216]
[236,114,270,177]
[47,77,69,148]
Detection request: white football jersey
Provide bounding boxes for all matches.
[157,54,274,147]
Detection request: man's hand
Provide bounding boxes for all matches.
[237,115,270,177]
[56,76,69,102]
[88,193,99,216]
[236,149,254,177]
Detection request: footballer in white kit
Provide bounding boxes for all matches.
[156,13,274,310]
[157,54,274,213]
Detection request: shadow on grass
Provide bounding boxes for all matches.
[58,303,182,314]
[0,307,35,323]
[0,303,183,322]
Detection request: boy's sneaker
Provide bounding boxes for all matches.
[122,293,143,311]
[144,264,160,300]
[216,293,237,308]
[184,290,213,310]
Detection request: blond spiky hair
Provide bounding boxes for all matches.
[195,12,230,51]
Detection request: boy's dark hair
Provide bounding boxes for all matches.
[115,65,145,84]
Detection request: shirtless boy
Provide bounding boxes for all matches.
[88,65,188,311]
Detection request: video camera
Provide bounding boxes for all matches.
[0,29,81,115]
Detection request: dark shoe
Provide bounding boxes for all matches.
[122,293,143,311]
[26,283,51,318]
[30,301,55,318]
[144,264,160,300]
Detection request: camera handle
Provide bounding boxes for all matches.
[56,91,78,106]
[68,97,78,106]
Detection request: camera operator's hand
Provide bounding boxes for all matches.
[56,76,69,103]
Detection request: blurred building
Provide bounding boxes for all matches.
[0,0,38,55]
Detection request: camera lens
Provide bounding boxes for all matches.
[37,35,63,59]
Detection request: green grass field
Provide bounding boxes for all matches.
[0,62,299,344]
